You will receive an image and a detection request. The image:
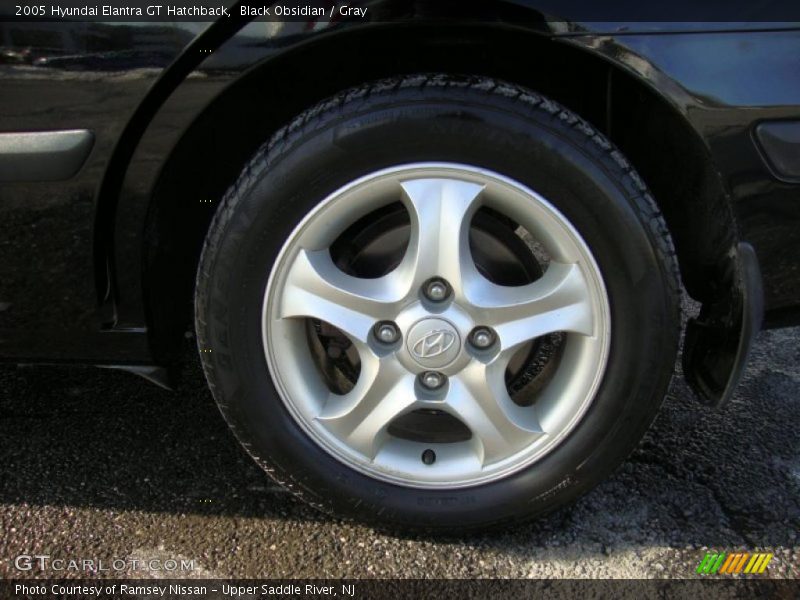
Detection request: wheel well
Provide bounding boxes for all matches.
[144,24,736,363]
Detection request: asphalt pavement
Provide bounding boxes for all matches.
[0,327,797,579]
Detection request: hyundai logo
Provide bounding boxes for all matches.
[411,330,456,359]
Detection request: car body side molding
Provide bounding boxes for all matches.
[0,130,94,182]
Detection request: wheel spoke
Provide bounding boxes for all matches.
[317,353,416,459]
[468,261,595,350]
[278,249,408,343]
[445,361,544,466]
[398,178,484,295]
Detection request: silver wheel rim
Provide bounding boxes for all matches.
[263,163,611,488]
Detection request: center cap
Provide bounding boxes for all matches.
[406,318,461,368]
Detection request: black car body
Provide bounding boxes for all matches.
[1,1,799,528]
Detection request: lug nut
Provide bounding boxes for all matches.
[374,321,400,344]
[423,279,449,302]
[470,327,496,349]
[420,371,446,390]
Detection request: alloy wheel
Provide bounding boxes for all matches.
[262,163,610,488]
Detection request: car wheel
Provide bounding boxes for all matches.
[195,74,681,531]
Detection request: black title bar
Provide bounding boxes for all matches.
[3,1,800,23]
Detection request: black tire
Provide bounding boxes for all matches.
[195,74,681,532]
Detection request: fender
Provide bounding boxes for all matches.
[100,1,796,313]
[97,2,796,403]
[94,0,246,311]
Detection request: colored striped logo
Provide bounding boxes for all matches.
[696,552,773,575]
